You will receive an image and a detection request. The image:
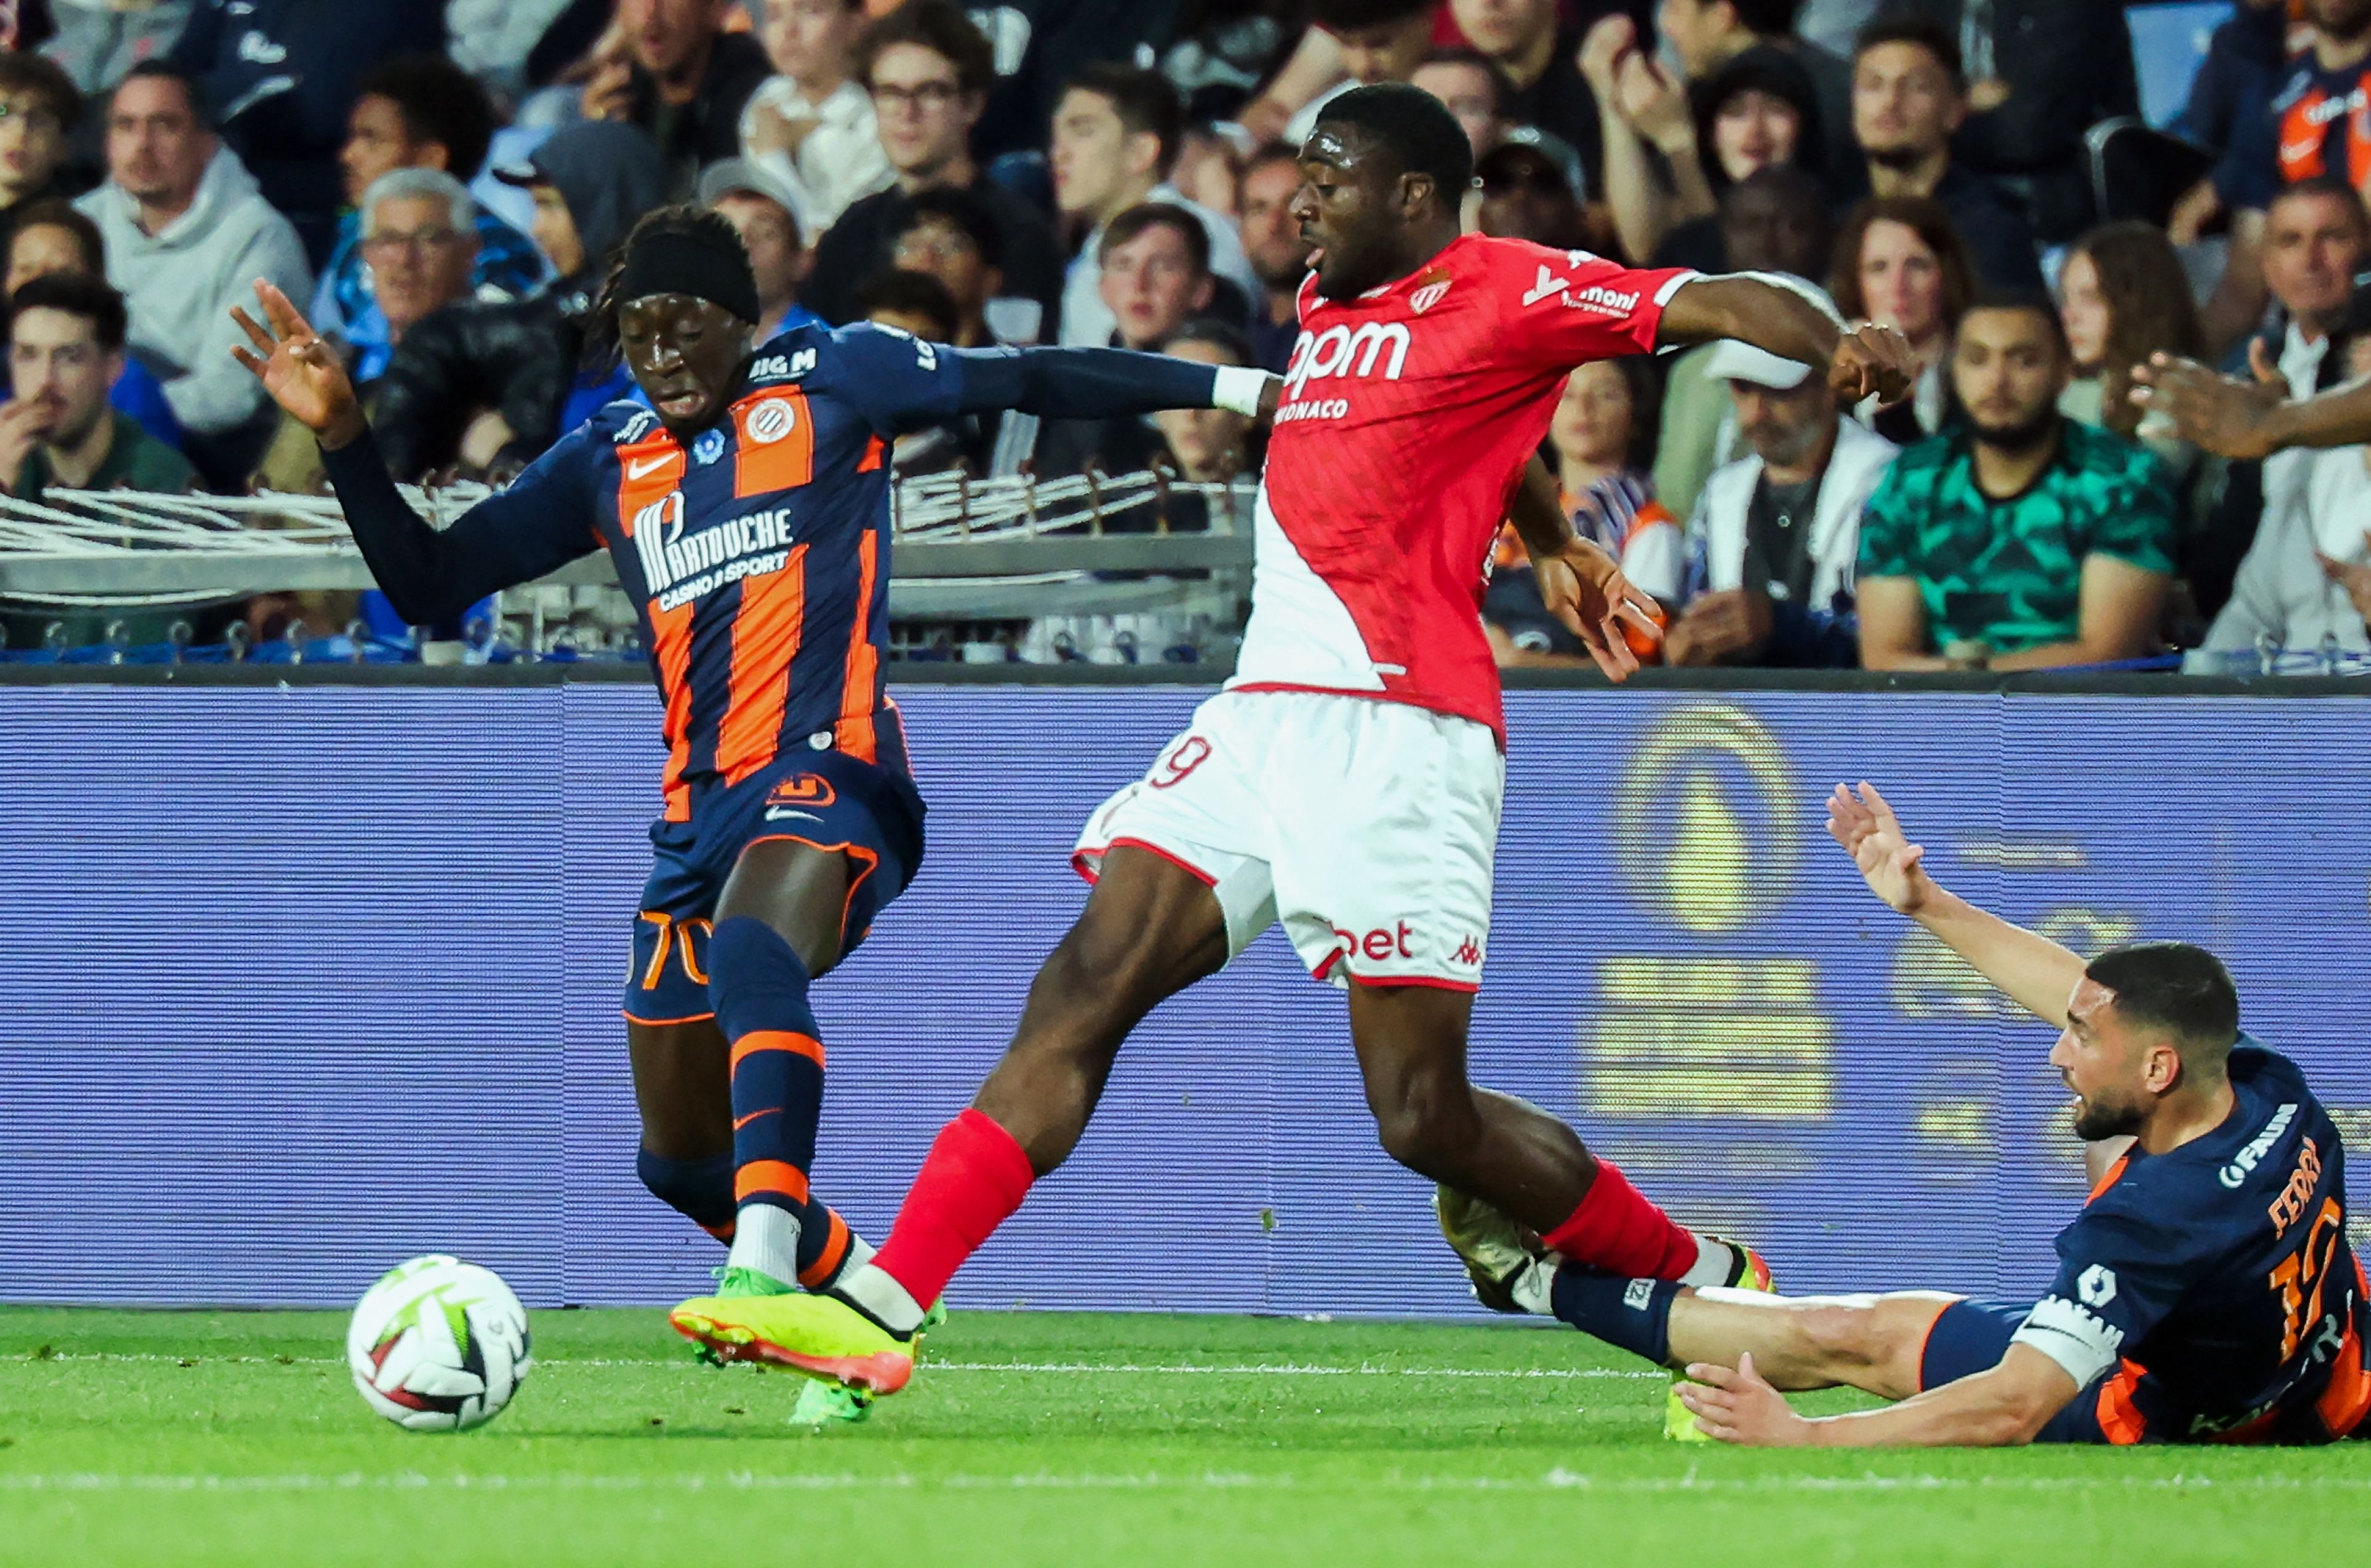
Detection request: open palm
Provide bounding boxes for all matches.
[230,280,361,440]
[1824,781,1932,914]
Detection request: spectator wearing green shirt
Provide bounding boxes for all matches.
[1856,295,2176,670]
[0,270,196,507]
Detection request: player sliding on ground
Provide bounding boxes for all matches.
[232,205,1275,1424]
[1438,781,2369,1447]
[668,83,1916,1397]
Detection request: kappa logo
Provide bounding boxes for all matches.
[745,398,798,445]
[749,349,818,381]
[1453,936,1483,967]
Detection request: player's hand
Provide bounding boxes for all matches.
[2129,352,2285,460]
[231,281,366,450]
[1824,780,1933,915]
[1677,1354,1813,1446]
[1830,323,1915,407]
[1537,539,1663,682]
[2317,531,2371,627]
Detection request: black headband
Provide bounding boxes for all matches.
[616,230,760,324]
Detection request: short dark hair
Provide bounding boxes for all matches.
[854,267,960,341]
[1853,12,1963,89]
[1312,81,1474,211]
[1161,318,1253,364]
[9,270,129,352]
[6,198,104,275]
[1962,287,2069,355]
[1064,62,1186,179]
[1099,201,1211,275]
[1414,47,1510,116]
[856,0,996,97]
[1310,0,1436,28]
[1731,0,1807,38]
[0,50,81,127]
[354,55,499,182]
[114,59,210,128]
[2267,174,2371,232]
[897,184,1004,268]
[2085,941,2241,1072]
[1242,140,1302,182]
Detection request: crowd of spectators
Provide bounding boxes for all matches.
[0,0,2362,673]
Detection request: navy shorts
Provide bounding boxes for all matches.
[623,748,925,1025]
[1920,1298,2114,1444]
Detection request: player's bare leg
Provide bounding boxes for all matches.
[1661,1290,1954,1398]
[1349,984,1746,1289]
[970,846,1234,1169]
[1345,982,1594,1231]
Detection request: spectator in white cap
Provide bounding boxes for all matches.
[1664,339,1896,668]
[699,158,819,340]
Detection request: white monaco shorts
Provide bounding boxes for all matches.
[1072,688,1503,990]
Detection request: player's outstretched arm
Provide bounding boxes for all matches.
[231,281,597,624]
[951,343,1277,423]
[1826,781,2085,1027]
[1656,273,1914,406]
[1679,1346,2076,1447]
[2130,351,2371,458]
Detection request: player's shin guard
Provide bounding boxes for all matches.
[711,915,830,1289]
[636,1148,737,1242]
[854,1108,1035,1333]
[1550,1268,1681,1364]
[1540,1160,1728,1285]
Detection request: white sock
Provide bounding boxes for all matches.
[1509,1257,1556,1315]
[726,1203,801,1289]
[837,1261,927,1335]
[1676,1232,1736,1289]
[840,1231,876,1276]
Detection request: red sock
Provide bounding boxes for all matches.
[869,1108,1036,1309]
[1539,1160,1698,1280]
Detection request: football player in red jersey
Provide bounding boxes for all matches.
[669,85,1913,1400]
[234,207,1275,1422]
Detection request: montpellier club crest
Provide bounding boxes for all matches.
[746,398,797,444]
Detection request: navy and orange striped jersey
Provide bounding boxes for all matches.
[2220,57,2371,210]
[322,323,1232,816]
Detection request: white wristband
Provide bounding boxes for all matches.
[1212,365,1273,417]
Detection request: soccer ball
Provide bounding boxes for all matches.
[347,1255,533,1432]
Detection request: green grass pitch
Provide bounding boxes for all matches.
[6,1306,2371,1566]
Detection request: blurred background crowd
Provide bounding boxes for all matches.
[0,0,2362,673]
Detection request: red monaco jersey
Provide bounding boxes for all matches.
[1230,234,1694,738]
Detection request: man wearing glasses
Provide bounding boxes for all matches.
[802,0,1060,335]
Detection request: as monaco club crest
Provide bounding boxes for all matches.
[1410,270,1453,315]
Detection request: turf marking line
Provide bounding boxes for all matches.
[6,1472,2371,1496]
[26,1354,1663,1379]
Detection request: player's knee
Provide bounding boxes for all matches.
[1370,1079,1479,1178]
[1796,1302,1884,1374]
[635,1148,734,1229]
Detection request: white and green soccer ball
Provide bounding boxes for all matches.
[347,1255,533,1432]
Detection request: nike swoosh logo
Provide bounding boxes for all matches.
[733,1110,778,1129]
[764,808,821,822]
[628,455,673,479]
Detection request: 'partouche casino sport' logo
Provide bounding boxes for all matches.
[1611,703,1798,933]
